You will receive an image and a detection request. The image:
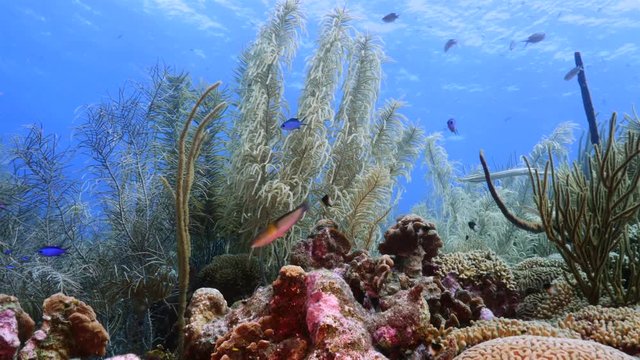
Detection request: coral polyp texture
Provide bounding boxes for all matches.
[453,335,635,360]
[559,305,640,355]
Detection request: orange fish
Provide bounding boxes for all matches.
[251,201,309,248]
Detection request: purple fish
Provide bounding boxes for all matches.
[37,245,69,257]
[444,39,458,52]
[447,118,459,135]
[382,13,399,23]
[523,32,545,46]
[281,118,305,131]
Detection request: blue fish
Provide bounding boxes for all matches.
[281,118,305,131]
[37,246,68,257]
[2,249,11,255]
[5,265,15,270]
[447,118,459,135]
[20,256,30,262]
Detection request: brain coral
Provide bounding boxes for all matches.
[453,335,635,359]
[511,256,566,295]
[516,279,585,320]
[559,305,640,355]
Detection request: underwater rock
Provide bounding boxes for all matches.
[195,253,262,305]
[305,269,386,359]
[184,288,229,360]
[210,266,310,360]
[372,284,431,357]
[289,219,351,270]
[379,214,442,278]
[454,335,635,360]
[18,293,109,359]
[0,295,34,343]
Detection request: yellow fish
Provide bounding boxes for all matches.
[251,201,309,248]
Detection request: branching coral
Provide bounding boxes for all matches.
[170,82,227,356]
[482,113,640,305]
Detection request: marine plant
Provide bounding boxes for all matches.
[217,0,423,265]
[481,113,640,305]
[417,122,577,262]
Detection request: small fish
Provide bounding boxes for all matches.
[2,249,12,255]
[444,39,458,52]
[468,221,478,231]
[0,202,6,210]
[563,65,583,81]
[251,201,309,248]
[522,32,545,46]
[37,246,68,257]
[20,256,30,262]
[509,40,517,51]
[446,118,458,135]
[281,118,305,131]
[544,283,558,296]
[5,265,15,270]
[382,12,399,23]
[321,194,333,207]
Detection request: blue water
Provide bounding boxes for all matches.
[1,0,639,215]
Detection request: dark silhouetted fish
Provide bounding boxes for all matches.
[382,13,399,23]
[321,194,333,207]
[447,118,459,135]
[468,220,478,231]
[523,32,545,46]
[564,66,583,81]
[509,40,517,50]
[444,39,458,52]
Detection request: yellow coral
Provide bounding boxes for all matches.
[516,279,586,320]
[559,305,640,355]
[434,318,579,357]
[511,257,565,294]
[434,251,516,291]
[454,335,635,359]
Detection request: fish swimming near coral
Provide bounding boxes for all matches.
[564,65,583,81]
[251,201,309,248]
[321,194,333,207]
[468,220,478,231]
[281,118,306,131]
[37,245,69,257]
[522,32,545,46]
[446,118,459,135]
[444,39,458,52]
[382,12,399,23]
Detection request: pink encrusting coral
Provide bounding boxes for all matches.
[305,270,387,359]
[0,309,20,359]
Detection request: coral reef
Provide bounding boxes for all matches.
[19,293,109,359]
[184,288,228,360]
[0,295,35,345]
[428,251,518,317]
[379,214,443,277]
[289,219,352,270]
[560,305,640,355]
[195,253,262,304]
[511,256,566,295]
[453,335,634,360]
[516,279,585,320]
[431,318,580,358]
